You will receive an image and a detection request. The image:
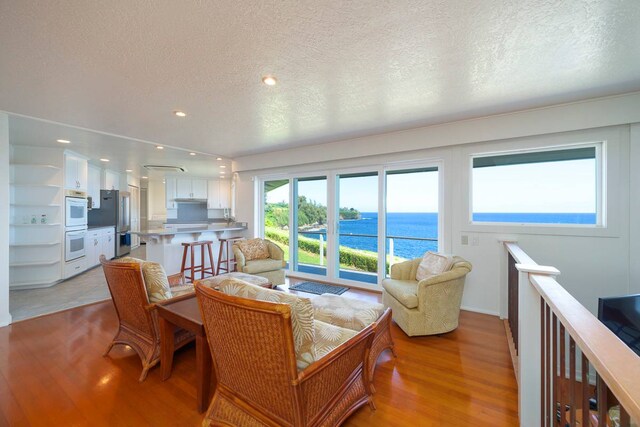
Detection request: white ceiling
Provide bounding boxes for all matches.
[1,1,640,158]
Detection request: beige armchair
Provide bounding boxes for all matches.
[232,238,286,285]
[382,255,472,336]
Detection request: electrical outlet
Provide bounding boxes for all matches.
[471,236,480,246]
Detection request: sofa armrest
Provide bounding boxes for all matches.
[266,240,284,261]
[232,245,246,272]
[416,266,471,311]
[296,326,374,420]
[417,266,471,288]
[390,258,421,280]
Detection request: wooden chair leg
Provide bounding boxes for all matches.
[139,364,151,382]
[368,397,377,411]
[200,244,205,279]
[190,245,195,283]
[103,341,116,357]
[207,243,215,277]
[216,240,224,275]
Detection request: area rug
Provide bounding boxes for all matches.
[289,281,349,295]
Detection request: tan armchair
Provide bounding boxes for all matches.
[100,256,195,381]
[233,238,286,285]
[382,255,472,336]
[195,278,376,426]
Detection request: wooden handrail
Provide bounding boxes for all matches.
[530,273,640,422]
[504,241,537,265]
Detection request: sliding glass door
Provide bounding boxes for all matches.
[292,176,327,276]
[335,172,379,284]
[263,179,290,267]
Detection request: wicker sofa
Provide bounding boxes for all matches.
[233,238,286,285]
[382,255,472,336]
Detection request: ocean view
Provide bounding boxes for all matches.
[300,212,596,260]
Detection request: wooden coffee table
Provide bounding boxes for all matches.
[156,295,213,413]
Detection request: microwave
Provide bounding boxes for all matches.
[65,190,88,229]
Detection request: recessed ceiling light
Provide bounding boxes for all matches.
[220,165,226,168]
[56,139,71,144]
[141,176,148,179]
[173,110,186,117]
[189,152,196,156]
[126,169,133,172]
[156,146,164,150]
[262,75,277,86]
[216,157,222,161]
[100,158,109,162]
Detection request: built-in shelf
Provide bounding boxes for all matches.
[10,241,61,247]
[10,260,61,267]
[11,164,61,170]
[9,183,61,188]
[10,223,62,227]
[10,203,61,207]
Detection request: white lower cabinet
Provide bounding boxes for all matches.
[85,227,116,268]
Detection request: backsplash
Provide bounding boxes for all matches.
[176,202,208,222]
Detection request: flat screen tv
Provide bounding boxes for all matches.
[598,294,640,357]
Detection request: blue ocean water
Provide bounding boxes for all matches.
[300,212,595,260]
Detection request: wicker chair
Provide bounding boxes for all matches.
[100,256,195,381]
[195,282,376,427]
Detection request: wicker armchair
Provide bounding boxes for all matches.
[382,255,472,336]
[233,238,286,285]
[100,256,195,381]
[195,282,376,427]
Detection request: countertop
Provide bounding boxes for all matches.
[87,225,115,230]
[131,223,247,237]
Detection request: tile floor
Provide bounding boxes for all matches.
[9,246,146,322]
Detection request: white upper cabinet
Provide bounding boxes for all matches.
[64,154,88,191]
[87,165,101,209]
[192,179,208,199]
[207,179,230,209]
[165,177,177,209]
[176,178,208,199]
[104,170,120,191]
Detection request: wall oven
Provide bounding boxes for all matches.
[65,190,88,229]
[65,229,87,261]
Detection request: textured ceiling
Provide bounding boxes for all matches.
[1,0,640,158]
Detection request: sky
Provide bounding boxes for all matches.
[265,159,596,214]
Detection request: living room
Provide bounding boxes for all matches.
[1,1,640,426]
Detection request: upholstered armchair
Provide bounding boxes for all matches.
[233,238,286,285]
[100,256,195,381]
[195,278,376,426]
[382,255,472,337]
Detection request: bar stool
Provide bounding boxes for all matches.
[180,241,216,282]
[216,237,243,276]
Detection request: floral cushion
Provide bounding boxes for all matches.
[416,251,454,281]
[200,272,272,288]
[312,294,384,331]
[214,278,316,370]
[313,320,357,359]
[235,238,270,261]
[113,257,173,303]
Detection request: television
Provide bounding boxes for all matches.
[598,294,640,357]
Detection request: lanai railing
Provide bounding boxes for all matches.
[503,241,640,426]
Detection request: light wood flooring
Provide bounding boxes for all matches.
[0,280,518,426]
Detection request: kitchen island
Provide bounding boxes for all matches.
[131,223,248,275]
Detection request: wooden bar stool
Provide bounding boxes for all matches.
[180,241,216,282]
[216,237,243,276]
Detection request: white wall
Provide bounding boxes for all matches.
[0,113,11,326]
[233,93,640,316]
[630,123,640,295]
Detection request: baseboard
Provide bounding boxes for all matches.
[461,305,500,317]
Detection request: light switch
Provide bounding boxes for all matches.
[461,235,469,245]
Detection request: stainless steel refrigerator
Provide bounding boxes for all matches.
[88,190,131,257]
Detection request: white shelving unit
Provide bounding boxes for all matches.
[9,163,64,289]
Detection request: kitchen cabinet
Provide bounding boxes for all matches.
[104,170,120,191]
[176,178,207,199]
[207,179,230,209]
[85,227,115,268]
[165,177,177,209]
[129,185,140,249]
[64,154,88,191]
[87,165,101,209]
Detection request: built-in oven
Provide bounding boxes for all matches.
[65,228,87,262]
[65,190,88,229]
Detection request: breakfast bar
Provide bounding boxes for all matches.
[132,223,248,275]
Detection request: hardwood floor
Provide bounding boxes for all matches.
[0,286,518,426]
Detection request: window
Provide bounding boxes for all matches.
[263,179,290,265]
[471,145,600,225]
